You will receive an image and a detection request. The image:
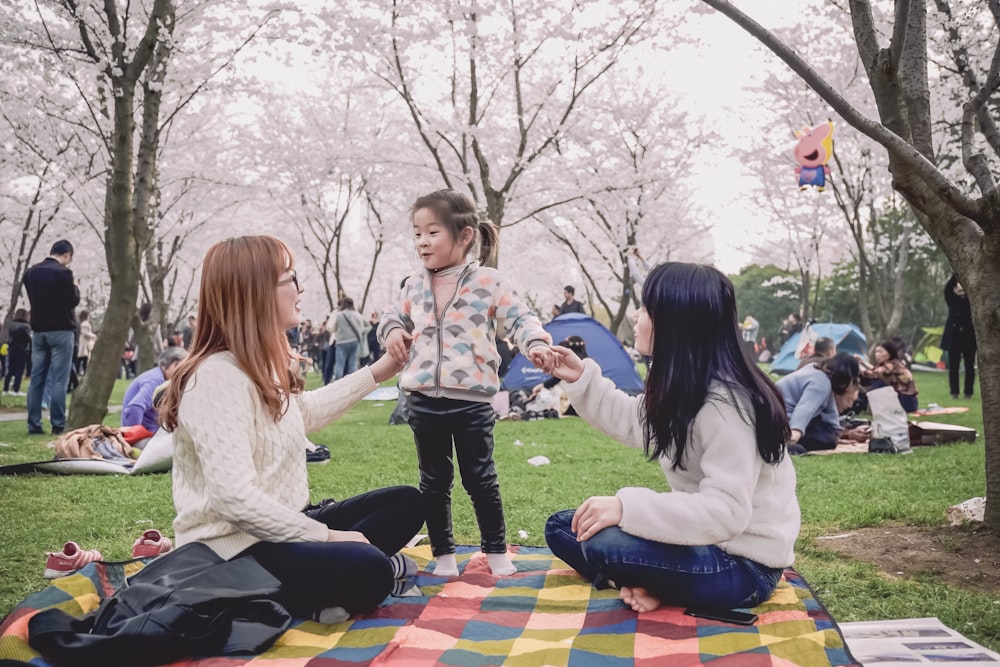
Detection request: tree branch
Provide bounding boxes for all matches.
[701,0,985,225]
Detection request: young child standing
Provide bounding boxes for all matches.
[380,189,554,577]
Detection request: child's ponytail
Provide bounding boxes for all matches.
[477,217,500,266]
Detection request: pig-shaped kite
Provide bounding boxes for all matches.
[794,121,834,191]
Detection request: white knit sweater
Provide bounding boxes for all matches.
[171,351,376,559]
[563,359,801,569]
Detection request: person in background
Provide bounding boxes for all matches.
[75,310,97,376]
[861,339,919,413]
[167,330,184,348]
[3,309,32,396]
[942,273,976,399]
[542,262,797,614]
[23,239,79,436]
[182,315,196,349]
[331,297,366,380]
[365,312,381,366]
[776,353,860,453]
[559,285,586,315]
[779,313,802,346]
[796,336,836,369]
[159,235,423,624]
[122,347,189,434]
[740,314,760,357]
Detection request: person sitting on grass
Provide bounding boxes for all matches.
[541,262,799,614]
[777,353,861,453]
[860,339,919,413]
[158,235,424,624]
[121,347,188,435]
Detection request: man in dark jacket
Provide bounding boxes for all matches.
[558,285,585,315]
[23,239,80,435]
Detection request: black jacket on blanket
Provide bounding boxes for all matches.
[28,542,291,667]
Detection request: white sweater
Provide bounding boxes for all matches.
[563,359,801,568]
[171,351,376,559]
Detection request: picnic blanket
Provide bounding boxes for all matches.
[0,545,859,667]
[910,405,969,416]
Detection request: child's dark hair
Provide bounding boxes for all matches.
[640,262,789,470]
[410,189,499,266]
[820,352,860,395]
[879,338,902,361]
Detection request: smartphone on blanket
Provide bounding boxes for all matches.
[684,607,758,626]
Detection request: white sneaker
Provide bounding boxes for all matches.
[16,392,26,396]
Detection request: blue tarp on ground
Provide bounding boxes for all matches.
[500,313,644,395]
[769,322,868,375]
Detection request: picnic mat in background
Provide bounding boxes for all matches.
[0,545,859,667]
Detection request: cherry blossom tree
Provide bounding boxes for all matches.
[333,0,656,263]
[702,0,1000,527]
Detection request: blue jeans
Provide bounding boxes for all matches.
[28,330,75,432]
[545,509,783,609]
[334,340,359,380]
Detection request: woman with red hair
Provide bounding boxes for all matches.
[159,235,423,623]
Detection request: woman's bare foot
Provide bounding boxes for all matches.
[619,586,662,613]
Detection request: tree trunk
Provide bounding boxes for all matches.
[69,88,141,427]
[701,0,1000,530]
[68,0,174,427]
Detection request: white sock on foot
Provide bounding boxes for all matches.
[313,606,350,624]
[389,553,418,579]
[434,552,459,576]
[486,552,516,576]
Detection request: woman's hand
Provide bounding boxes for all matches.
[788,429,802,444]
[385,328,413,365]
[528,345,556,372]
[571,495,623,542]
[369,351,405,384]
[547,345,585,382]
[327,529,370,544]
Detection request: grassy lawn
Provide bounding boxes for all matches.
[0,367,997,651]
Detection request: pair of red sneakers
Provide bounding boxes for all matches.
[44,529,173,579]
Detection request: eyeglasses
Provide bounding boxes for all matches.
[277,270,300,292]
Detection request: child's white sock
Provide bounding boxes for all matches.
[313,606,350,624]
[389,553,418,579]
[434,552,459,577]
[486,551,516,576]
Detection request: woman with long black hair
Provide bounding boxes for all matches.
[542,262,799,614]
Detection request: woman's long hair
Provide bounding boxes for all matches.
[820,352,860,395]
[641,263,789,469]
[160,236,304,431]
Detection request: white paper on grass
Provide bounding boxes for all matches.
[527,455,550,466]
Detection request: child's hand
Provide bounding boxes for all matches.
[547,345,585,383]
[385,328,413,364]
[528,346,556,373]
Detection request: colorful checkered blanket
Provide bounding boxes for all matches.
[0,545,858,666]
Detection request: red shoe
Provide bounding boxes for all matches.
[44,541,102,579]
[132,529,173,558]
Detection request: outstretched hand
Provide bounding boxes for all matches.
[543,345,585,383]
[385,328,413,365]
[571,495,622,542]
[528,346,556,373]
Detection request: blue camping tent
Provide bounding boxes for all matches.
[501,313,644,394]
[769,322,867,375]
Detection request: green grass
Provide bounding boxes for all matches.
[1,368,997,651]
